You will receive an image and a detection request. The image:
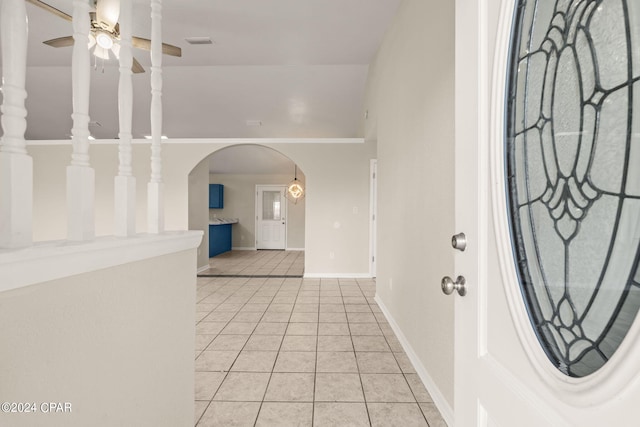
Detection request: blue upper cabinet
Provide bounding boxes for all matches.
[209,184,224,209]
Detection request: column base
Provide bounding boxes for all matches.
[147,182,164,234]
[115,175,136,237]
[67,165,95,241]
[0,152,32,248]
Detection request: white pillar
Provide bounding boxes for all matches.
[0,0,31,249]
[67,0,95,241]
[147,0,164,234]
[114,0,136,237]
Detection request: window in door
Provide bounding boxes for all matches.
[505,0,640,377]
[263,191,282,221]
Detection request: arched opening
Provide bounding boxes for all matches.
[188,144,306,276]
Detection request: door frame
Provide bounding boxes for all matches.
[369,159,378,277]
[255,185,287,250]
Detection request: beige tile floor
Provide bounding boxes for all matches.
[194,276,448,426]
[199,250,305,277]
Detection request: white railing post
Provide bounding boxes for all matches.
[147,0,164,234]
[67,0,95,241]
[114,0,136,237]
[0,0,32,249]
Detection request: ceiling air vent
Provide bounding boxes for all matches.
[185,37,213,45]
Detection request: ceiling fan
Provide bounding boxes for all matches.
[26,0,182,73]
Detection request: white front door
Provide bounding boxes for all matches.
[256,185,287,250]
[454,0,640,425]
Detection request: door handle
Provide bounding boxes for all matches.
[441,275,467,297]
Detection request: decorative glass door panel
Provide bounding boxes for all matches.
[505,0,640,377]
[262,191,282,221]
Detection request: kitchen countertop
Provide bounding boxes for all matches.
[209,218,239,225]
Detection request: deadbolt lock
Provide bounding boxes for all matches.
[451,232,467,251]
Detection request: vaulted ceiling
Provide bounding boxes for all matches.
[0,0,401,140]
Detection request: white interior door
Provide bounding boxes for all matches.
[256,186,287,250]
[454,0,640,425]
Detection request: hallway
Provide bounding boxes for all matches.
[194,276,447,426]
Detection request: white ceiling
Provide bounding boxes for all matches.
[0,0,401,140]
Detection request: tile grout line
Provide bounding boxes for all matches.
[198,276,271,426]
[311,278,322,426]
[342,277,374,427]
[195,278,245,426]
[252,276,301,426]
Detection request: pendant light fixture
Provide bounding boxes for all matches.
[286,165,305,204]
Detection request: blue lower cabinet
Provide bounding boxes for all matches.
[209,224,232,257]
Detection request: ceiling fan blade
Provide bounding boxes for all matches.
[45,35,98,49]
[25,0,72,21]
[96,0,120,31]
[132,36,182,57]
[132,57,145,74]
[43,36,75,48]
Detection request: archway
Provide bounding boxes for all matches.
[188,144,306,276]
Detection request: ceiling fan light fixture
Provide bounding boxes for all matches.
[93,45,110,60]
[88,33,96,49]
[111,42,121,59]
[95,31,114,49]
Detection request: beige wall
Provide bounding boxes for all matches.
[189,158,211,269]
[364,0,455,409]
[0,249,196,427]
[28,140,373,276]
[209,173,306,250]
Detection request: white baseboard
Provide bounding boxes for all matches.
[375,295,454,426]
[230,247,305,251]
[197,265,210,274]
[303,273,372,279]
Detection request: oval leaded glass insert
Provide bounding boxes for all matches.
[505,0,640,377]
